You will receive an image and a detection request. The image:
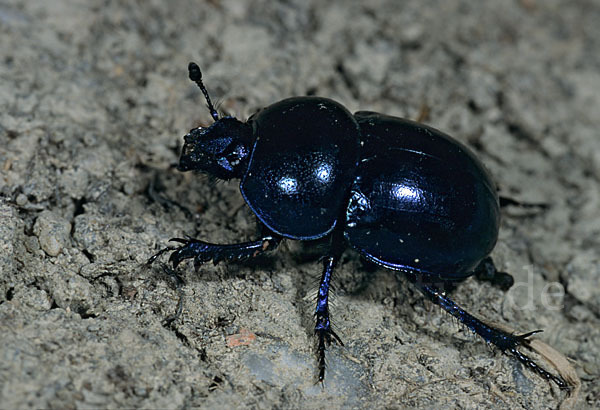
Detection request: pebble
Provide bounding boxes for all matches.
[16,193,28,206]
[33,210,71,257]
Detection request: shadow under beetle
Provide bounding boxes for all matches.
[148,62,568,390]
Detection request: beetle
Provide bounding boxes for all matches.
[148,62,568,390]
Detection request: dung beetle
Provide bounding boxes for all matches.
[149,62,568,390]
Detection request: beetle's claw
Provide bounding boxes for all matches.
[168,249,184,268]
[146,246,176,266]
[160,238,219,269]
[514,329,543,348]
[148,239,208,268]
[518,329,543,340]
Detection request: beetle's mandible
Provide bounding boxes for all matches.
[148,62,569,391]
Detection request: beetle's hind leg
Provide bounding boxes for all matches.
[407,275,570,391]
[473,256,514,291]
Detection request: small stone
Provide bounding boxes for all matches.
[16,193,28,206]
[16,287,52,311]
[33,210,72,257]
[402,24,424,45]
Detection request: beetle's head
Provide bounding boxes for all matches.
[178,117,253,179]
[178,62,253,180]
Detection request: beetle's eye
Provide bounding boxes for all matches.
[225,152,241,167]
[224,143,249,162]
[216,157,233,172]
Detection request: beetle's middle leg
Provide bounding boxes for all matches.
[147,226,281,270]
[314,228,345,382]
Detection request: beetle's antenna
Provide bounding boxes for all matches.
[188,62,219,122]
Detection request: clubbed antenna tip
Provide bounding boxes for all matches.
[188,62,219,122]
[188,62,202,82]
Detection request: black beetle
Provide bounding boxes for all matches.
[149,62,568,390]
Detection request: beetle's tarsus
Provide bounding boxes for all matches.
[508,347,570,391]
[316,328,343,382]
[313,229,345,383]
[316,329,329,382]
[151,235,281,270]
[504,330,570,390]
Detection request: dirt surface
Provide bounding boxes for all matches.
[1,0,599,408]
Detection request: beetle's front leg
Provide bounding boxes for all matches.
[147,228,281,270]
[314,228,346,383]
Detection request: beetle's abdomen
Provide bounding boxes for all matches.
[241,97,360,240]
[345,112,500,278]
